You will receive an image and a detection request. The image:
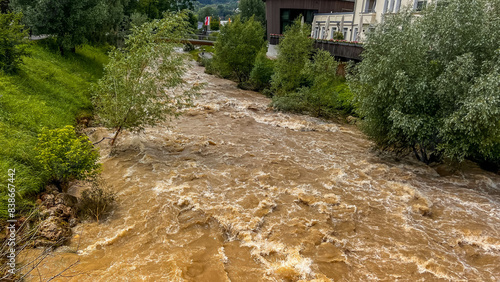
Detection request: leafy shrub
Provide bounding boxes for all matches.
[333,31,344,40]
[213,16,265,82]
[183,42,195,52]
[0,12,30,73]
[210,17,220,31]
[35,126,101,191]
[349,0,500,164]
[249,46,275,90]
[78,178,116,222]
[272,50,353,118]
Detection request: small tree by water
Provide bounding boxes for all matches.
[93,12,200,146]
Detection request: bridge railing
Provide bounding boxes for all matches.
[185,34,218,42]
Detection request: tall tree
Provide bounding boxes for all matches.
[213,16,265,83]
[271,18,313,95]
[0,12,30,73]
[349,0,500,165]
[239,0,265,25]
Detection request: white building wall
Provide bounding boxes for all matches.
[312,0,435,42]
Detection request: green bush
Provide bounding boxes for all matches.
[249,46,275,90]
[35,126,101,191]
[272,50,353,118]
[333,31,344,40]
[210,17,220,31]
[213,16,265,82]
[349,0,500,164]
[0,12,30,73]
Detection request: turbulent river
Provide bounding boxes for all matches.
[25,63,500,281]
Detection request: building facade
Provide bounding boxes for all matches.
[263,0,356,39]
[311,0,434,42]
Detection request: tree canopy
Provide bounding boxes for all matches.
[10,0,128,53]
[213,16,265,83]
[349,0,500,165]
[239,0,265,25]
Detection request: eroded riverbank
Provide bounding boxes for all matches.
[23,63,500,281]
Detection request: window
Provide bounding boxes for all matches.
[343,28,348,39]
[389,0,395,12]
[365,0,376,13]
[321,27,326,39]
[415,0,427,11]
[280,9,318,34]
[395,0,401,12]
[353,28,358,41]
[330,27,336,39]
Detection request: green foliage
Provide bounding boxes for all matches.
[349,0,500,164]
[0,43,107,218]
[127,0,194,19]
[0,12,30,73]
[333,31,344,40]
[212,16,265,82]
[93,12,199,145]
[271,19,313,95]
[239,0,266,25]
[198,6,217,22]
[78,177,116,222]
[130,12,149,28]
[35,126,101,189]
[249,46,275,90]
[272,50,352,118]
[11,0,127,53]
[210,16,221,30]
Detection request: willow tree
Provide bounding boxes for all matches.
[92,12,200,146]
[349,0,500,165]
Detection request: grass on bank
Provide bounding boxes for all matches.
[0,40,108,219]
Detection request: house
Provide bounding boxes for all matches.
[311,0,434,42]
[262,0,356,40]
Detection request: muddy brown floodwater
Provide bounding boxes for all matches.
[23,63,500,281]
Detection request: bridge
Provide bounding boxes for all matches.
[182,34,216,46]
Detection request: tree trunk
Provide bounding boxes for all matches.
[110,125,123,146]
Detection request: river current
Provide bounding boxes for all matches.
[23,63,500,281]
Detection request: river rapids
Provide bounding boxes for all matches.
[23,63,500,281]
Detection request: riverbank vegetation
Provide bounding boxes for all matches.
[350,0,500,169]
[0,41,108,219]
[207,17,355,119]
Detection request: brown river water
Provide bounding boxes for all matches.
[22,63,500,281]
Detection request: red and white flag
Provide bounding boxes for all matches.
[204,16,211,26]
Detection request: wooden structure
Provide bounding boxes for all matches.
[262,0,355,40]
[314,40,363,61]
